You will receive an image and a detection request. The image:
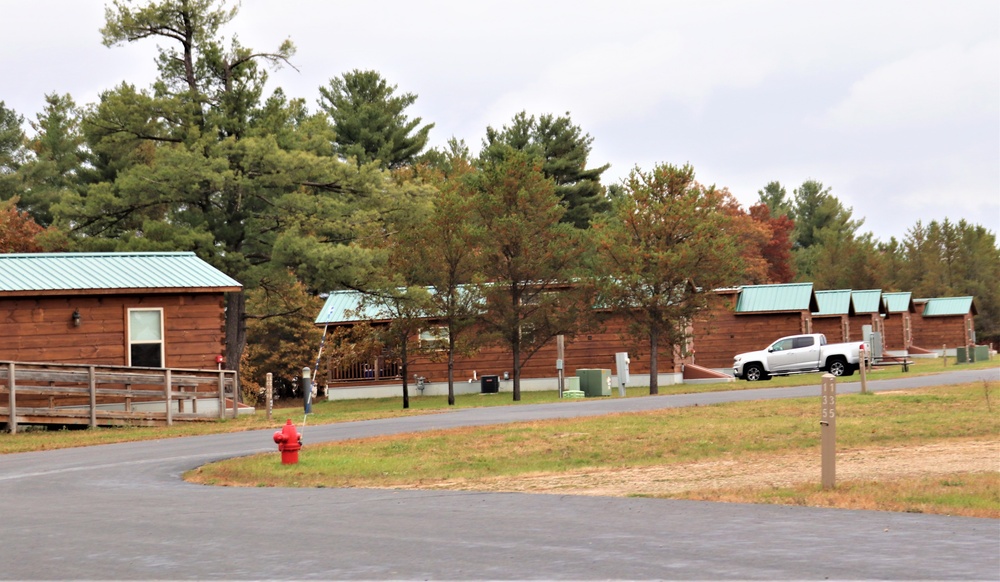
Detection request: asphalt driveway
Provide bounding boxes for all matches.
[1,368,998,580]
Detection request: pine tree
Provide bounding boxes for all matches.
[482,111,609,228]
[318,69,433,169]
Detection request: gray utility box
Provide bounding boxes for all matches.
[481,375,499,393]
[576,368,611,397]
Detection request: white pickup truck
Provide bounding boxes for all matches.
[733,333,865,381]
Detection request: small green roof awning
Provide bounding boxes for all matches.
[883,292,915,314]
[851,289,887,315]
[919,296,977,317]
[735,283,818,313]
[813,289,855,316]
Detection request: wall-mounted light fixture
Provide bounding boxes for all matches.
[72,309,81,327]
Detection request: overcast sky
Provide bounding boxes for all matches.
[3,0,998,241]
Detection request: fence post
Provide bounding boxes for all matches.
[232,374,239,419]
[88,365,97,429]
[7,362,15,435]
[217,371,226,419]
[164,369,172,426]
[859,345,868,394]
[265,372,273,421]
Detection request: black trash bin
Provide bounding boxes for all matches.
[481,375,499,393]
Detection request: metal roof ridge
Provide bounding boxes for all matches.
[0,251,195,257]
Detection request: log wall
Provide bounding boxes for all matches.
[848,314,883,342]
[692,308,810,368]
[882,313,912,351]
[329,315,683,385]
[0,294,227,370]
[812,317,848,343]
[912,310,974,350]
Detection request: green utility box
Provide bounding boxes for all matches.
[576,368,611,397]
[956,346,990,363]
[561,376,585,398]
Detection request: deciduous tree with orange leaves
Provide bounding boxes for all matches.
[0,197,65,252]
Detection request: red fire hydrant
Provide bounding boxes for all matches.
[273,419,302,464]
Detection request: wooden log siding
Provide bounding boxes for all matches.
[327,316,683,386]
[911,311,974,351]
[692,309,809,369]
[882,312,912,351]
[0,362,238,431]
[848,314,884,342]
[0,294,226,370]
[812,317,849,344]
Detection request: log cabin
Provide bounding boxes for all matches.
[0,252,241,369]
[882,292,916,353]
[314,289,690,399]
[911,296,978,354]
[811,289,854,344]
[847,289,887,343]
[691,283,818,370]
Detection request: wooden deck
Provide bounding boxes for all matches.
[1,361,239,433]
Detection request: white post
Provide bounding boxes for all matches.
[266,372,273,421]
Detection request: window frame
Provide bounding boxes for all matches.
[126,307,165,368]
[418,326,449,351]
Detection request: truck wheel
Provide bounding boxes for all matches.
[744,363,766,381]
[828,357,847,377]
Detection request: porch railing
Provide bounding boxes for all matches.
[327,358,400,384]
[0,361,239,433]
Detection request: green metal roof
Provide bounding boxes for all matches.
[883,292,915,314]
[735,283,817,313]
[315,286,485,325]
[813,289,854,316]
[850,289,886,314]
[315,290,390,324]
[0,252,241,295]
[919,296,977,317]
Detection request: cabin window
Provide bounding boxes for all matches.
[128,308,164,368]
[419,327,449,350]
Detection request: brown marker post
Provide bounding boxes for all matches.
[821,374,836,489]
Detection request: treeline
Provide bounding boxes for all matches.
[0,1,996,402]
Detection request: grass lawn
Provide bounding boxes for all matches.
[1,358,995,446]
[186,373,1000,518]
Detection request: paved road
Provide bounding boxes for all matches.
[2,368,998,580]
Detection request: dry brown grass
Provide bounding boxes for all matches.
[396,438,998,518]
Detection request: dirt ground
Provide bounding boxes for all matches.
[400,438,999,497]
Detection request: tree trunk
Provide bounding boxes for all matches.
[649,326,659,395]
[447,335,456,406]
[400,341,410,409]
[224,292,246,400]
[512,340,521,401]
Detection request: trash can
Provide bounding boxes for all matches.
[481,375,499,393]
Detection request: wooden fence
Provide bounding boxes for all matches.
[0,361,239,433]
